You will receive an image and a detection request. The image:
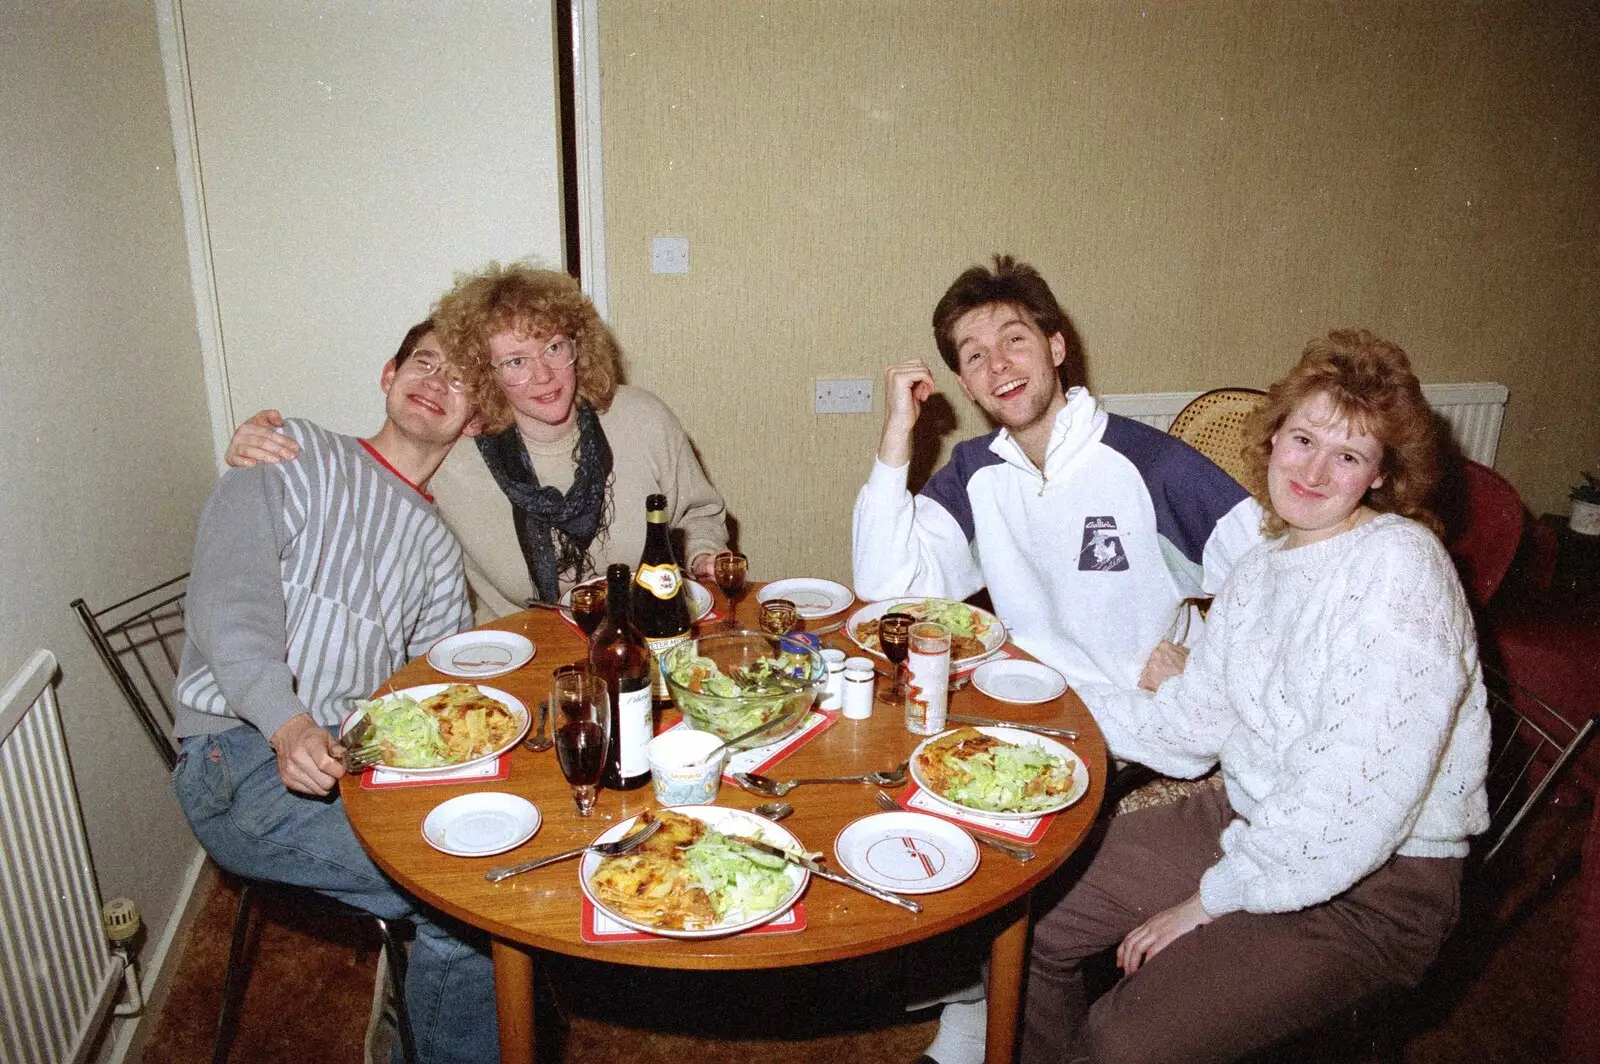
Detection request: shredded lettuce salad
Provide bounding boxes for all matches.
[906,598,988,639]
[936,739,1070,813]
[683,824,797,921]
[359,695,447,768]
[667,649,815,737]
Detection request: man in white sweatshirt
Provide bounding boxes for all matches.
[852,256,1263,1064]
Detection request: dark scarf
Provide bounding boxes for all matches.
[474,402,613,604]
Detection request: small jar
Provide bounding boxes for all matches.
[819,648,847,710]
[842,656,876,719]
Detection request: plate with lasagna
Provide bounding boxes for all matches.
[846,597,1007,669]
[910,726,1088,821]
[580,806,809,939]
[342,683,529,777]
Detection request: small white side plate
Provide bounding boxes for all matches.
[756,578,855,619]
[427,631,535,679]
[833,812,979,894]
[422,793,540,857]
[971,659,1067,704]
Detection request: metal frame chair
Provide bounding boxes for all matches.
[71,578,417,1064]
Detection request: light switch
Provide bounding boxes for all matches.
[651,236,690,274]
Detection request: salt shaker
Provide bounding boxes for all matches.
[842,656,876,719]
[819,648,847,710]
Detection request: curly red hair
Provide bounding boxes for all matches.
[1242,329,1442,538]
[431,261,622,435]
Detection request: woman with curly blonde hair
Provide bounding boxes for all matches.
[225,262,727,618]
[1019,329,1489,1064]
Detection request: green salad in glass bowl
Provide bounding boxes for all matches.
[663,632,824,751]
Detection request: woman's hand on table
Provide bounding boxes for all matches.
[1116,891,1212,974]
[225,409,300,467]
[270,713,346,796]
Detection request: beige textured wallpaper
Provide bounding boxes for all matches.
[600,0,1600,587]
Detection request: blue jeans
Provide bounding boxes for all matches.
[173,726,499,1064]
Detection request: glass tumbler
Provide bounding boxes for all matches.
[904,621,951,735]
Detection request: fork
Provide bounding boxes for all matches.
[874,790,1035,862]
[339,708,385,773]
[484,817,663,882]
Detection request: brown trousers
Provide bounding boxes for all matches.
[1022,786,1462,1064]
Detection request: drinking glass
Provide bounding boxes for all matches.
[877,612,914,704]
[550,667,610,816]
[569,580,607,638]
[904,622,951,735]
[758,598,799,637]
[713,551,749,630]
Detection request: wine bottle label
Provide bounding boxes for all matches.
[643,633,691,698]
[617,684,653,777]
[634,563,682,600]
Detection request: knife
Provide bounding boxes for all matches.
[946,713,1079,741]
[724,834,922,914]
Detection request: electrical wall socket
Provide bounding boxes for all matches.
[814,378,873,414]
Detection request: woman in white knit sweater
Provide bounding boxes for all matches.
[1020,329,1491,1064]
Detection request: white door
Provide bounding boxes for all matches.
[162,0,564,446]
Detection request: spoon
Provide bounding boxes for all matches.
[694,713,794,767]
[751,802,795,822]
[734,760,909,797]
[521,700,553,752]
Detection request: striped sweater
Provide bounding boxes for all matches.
[174,420,471,739]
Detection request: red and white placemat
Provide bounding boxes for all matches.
[359,756,511,790]
[885,780,1054,844]
[579,898,807,944]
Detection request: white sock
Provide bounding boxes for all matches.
[922,997,988,1064]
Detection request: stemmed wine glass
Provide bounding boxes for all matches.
[713,551,749,630]
[550,667,610,816]
[877,612,914,704]
[569,580,607,638]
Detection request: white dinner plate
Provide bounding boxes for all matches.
[558,579,713,625]
[910,725,1089,821]
[971,660,1067,704]
[756,578,855,619]
[421,792,540,857]
[426,631,535,679]
[845,597,1008,670]
[578,806,808,939]
[833,812,979,894]
[341,684,529,777]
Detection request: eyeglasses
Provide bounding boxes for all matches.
[491,336,578,387]
[406,355,467,394]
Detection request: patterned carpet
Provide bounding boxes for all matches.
[128,802,1586,1064]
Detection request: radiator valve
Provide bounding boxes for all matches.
[102,897,144,1016]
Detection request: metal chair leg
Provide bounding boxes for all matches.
[373,917,417,1064]
[212,880,255,1064]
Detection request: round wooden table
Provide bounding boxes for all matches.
[341,591,1107,1063]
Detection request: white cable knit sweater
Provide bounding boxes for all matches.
[1079,513,1491,918]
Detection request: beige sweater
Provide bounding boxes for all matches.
[431,384,728,621]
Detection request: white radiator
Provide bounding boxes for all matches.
[0,650,122,1064]
[1102,381,1510,467]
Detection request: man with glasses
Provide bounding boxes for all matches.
[171,322,498,1063]
[852,256,1262,1064]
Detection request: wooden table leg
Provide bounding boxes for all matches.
[986,895,1031,1064]
[492,938,536,1064]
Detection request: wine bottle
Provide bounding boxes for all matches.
[631,493,692,705]
[589,563,652,790]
